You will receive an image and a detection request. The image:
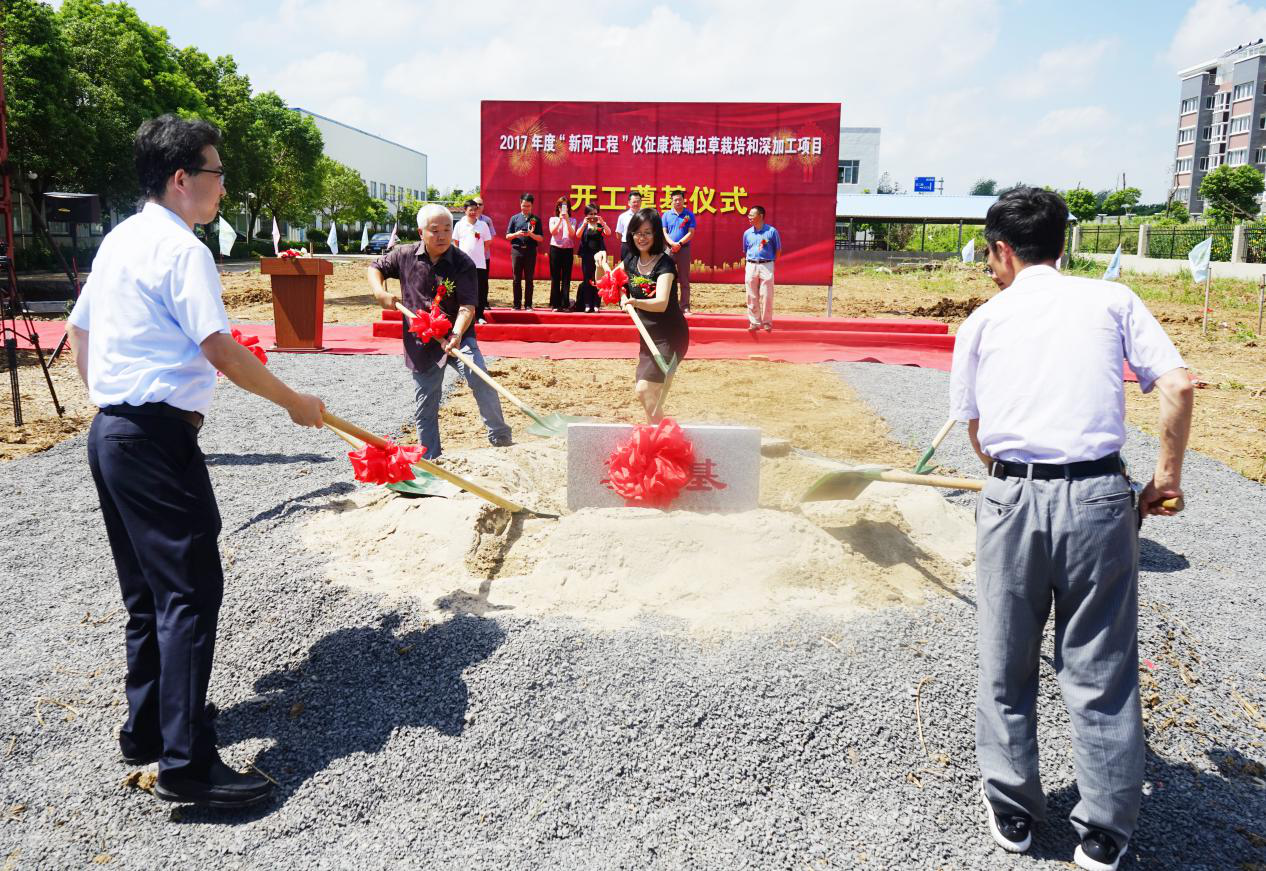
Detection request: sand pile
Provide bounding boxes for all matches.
[303,442,976,633]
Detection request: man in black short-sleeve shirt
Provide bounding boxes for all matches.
[505,193,543,309]
[369,204,511,458]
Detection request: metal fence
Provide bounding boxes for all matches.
[1078,224,1140,255]
[1143,228,1234,262]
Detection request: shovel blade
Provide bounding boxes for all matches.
[526,413,593,438]
[799,465,891,503]
[386,470,460,498]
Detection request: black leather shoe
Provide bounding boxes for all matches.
[154,757,273,808]
[120,703,219,765]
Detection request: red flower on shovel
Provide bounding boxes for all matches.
[408,309,453,343]
[231,328,267,364]
[596,263,628,305]
[347,439,425,485]
[606,418,695,508]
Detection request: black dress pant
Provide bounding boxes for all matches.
[577,246,601,311]
[548,246,575,310]
[511,249,536,308]
[87,407,223,778]
[475,267,489,320]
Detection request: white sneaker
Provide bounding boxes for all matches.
[981,784,1032,853]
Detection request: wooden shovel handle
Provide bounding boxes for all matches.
[626,305,670,375]
[872,468,984,491]
[323,412,523,513]
[929,418,956,450]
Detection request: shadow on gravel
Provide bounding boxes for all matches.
[205,452,335,466]
[823,518,978,609]
[1024,748,1266,867]
[184,611,505,823]
[1138,538,1191,573]
[231,482,356,533]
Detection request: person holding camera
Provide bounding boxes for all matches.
[547,197,578,311]
[575,205,612,312]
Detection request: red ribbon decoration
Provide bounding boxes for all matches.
[596,263,627,305]
[407,308,453,344]
[230,327,267,364]
[346,439,425,485]
[606,419,695,508]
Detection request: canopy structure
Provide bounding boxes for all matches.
[836,194,998,224]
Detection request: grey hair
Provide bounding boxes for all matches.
[416,202,453,228]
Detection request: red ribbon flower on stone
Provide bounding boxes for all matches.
[346,438,425,485]
[606,418,695,508]
[408,308,453,344]
[230,327,267,364]
[596,263,628,305]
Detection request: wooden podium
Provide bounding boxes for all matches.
[260,257,333,351]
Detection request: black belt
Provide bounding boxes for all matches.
[101,402,204,431]
[747,259,773,263]
[989,453,1122,481]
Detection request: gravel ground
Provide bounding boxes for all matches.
[0,355,1263,870]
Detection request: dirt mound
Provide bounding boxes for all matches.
[909,296,986,319]
[303,442,976,634]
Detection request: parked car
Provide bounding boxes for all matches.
[365,232,393,254]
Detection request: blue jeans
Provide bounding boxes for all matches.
[410,335,511,460]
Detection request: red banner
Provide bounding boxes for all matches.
[480,101,840,286]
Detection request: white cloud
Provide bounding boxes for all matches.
[1164,0,1266,69]
[1003,39,1116,100]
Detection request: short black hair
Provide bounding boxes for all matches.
[625,208,665,256]
[628,191,643,201]
[583,204,599,216]
[520,193,534,203]
[670,189,685,199]
[984,187,1067,264]
[463,199,478,209]
[134,115,221,200]
[750,205,766,217]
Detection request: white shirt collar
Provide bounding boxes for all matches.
[142,201,195,235]
[1010,263,1059,287]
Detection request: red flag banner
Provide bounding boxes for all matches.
[481,101,841,286]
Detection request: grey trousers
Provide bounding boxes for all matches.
[671,243,691,309]
[975,469,1143,850]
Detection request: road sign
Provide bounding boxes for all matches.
[914,176,936,193]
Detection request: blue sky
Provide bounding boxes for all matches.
[63,0,1266,200]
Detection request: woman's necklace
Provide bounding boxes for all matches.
[636,254,656,275]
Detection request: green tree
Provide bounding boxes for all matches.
[314,156,374,225]
[970,178,997,196]
[1163,199,1190,222]
[57,0,207,209]
[1199,164,1265,222]
[1,0,86,199]
[175,48,254,209]
[1100,186,1141,215]
[245,91,323,232]
[1063,187,1098,223]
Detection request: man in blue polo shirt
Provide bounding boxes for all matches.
[661,190,695,313]
[742,205,781,331]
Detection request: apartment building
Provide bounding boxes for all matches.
[1174,39,1266,217]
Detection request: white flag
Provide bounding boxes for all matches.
[1188,236,1213,283]
[217,216,237,258]
[388,222,398,249]
[961,238,975,263]
[360,225,369,251]
[326,221,339,255]
[1102,244,1122,280]
[271,216,281,256]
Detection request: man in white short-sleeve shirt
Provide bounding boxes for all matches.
[66,114,324,810]
[950,187,1192,871]
[615,190,643,261]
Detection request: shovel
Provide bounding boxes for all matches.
[913,418,956,474]
[396,302,588,437]
[322,411,558,518]
[801,464,984,503]
[625,303,680,418]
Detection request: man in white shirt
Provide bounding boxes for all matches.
[615,190,642,261]
[949,187,1192,871]
[453,199,494,323]
[66,115,325,809]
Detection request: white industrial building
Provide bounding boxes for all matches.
[292,108,429,225]
[838,127,881,195]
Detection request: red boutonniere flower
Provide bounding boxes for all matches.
[606,419,695,508]
[629,275,654,299]
[434,277,455,303]
[474,231,481,240]
[347,439,425,485]
[408,308,453,343]
[759,238,767,248]
[596,263,628,305]
[230,327,267,364]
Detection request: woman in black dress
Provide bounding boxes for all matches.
[574,204,611,312]
[597,208,689,422]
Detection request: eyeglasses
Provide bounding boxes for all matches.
[632,230,655,239]
[188,166,226,184]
